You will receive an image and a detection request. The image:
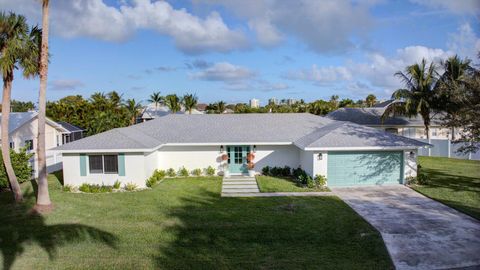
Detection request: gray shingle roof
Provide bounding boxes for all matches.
[326,107,444,126]
[0,112,38,133]
[57,121,84,132]
[54,113,429,152]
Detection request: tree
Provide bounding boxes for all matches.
[8,100,35,112]
[339,98,355,108]
[365,94,377,107]
[383,59,438,139]
[308,100,336,115]
[165,94,181,113]
[216,101,226,114]
[0,12,41,202]
[329,95,339,108]
[148,92,163,110]
[124,99,142,125]
[435,55,472,140]
[182,94,198,114]
[36,0,52,209]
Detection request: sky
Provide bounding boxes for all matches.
[1,0,479,105]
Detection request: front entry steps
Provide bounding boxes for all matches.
[221,175,259,196]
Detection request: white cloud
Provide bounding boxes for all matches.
[248,18,284,47]
[50,79,85,91]
[191,62,255,82]
[410,0,480,14]
[285,65,352,84]
[447,23,480,60]
[0,0,248,54]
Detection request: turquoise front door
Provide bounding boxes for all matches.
[227,146,250,174]
[327,151,403,187]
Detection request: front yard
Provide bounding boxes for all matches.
[0,175,392,269]
[256,176,330,192]
[413,156,480,220]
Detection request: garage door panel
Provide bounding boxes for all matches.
[327,151,403,187]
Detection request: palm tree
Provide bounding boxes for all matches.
[435,55,472,140]
[165,94,181,113]
[0,12,41,202]
[124,99,142,125]
[182,94,198,114]
[107,91,123,109]
[330,95,339,108]
[382,59,438,139]
[148,92,163,110]
[216,101,226,114]
[36,0,52,209]
[90,92,107,110]
[365,94,377,107]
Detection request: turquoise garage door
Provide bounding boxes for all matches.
[327,151,403,187]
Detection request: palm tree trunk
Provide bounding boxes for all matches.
[2,76,23,202]
[451,126,455,141]
[36,0,52,207]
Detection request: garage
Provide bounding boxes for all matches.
[327,151,404,187]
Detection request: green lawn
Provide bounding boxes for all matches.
[413,156,480,220]
[0,174,392,269]
[256,176,330,192]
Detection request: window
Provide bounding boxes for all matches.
[89,155,104,174]
[9,142,14,149]
[25,139,33,151]
[88,155,118,174]
[103,155,118,174]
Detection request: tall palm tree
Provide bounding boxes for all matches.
[435,55,472,140]
[382,58,438,139]
[365,94,377,107]
[330,95,339,108]
[148,92,163,110]
[182,93,198,114]
[90,92,107,110]
[36,0,52,209]
[216,101,226,114]
[0,12,41,202]
[107,91,123,109]
[124,98,142,125]
[165,94,181,113]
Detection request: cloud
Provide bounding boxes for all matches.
[447,23,480,60]
[50,79,84,91]
[185,59,213,69]
[0,0,248,54]
[203,0,374,53]
[284,65,352,84]
[410,0,480,14]
[191,62,255,82]
[144,66,177,74]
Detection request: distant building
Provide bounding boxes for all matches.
[196,103,208,112]
[268,98,278,105]
[287,99,297,105]
[140,103,204,122]
[250,98,260,108]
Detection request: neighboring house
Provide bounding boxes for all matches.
[196,103,208,112]
[326,102,459,140]
[0,112,83,176]
[55,113,428,188]
[140,103,204,122]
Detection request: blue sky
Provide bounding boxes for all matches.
[2,0,479,105]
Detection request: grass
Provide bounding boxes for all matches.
[412,156,480,220]
[256,175,330,192]
[0,174,392,269]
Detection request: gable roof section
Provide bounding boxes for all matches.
[57,121,84,132]
[54,113,429,152]
[0,112,69,134]
[326,107,444,126]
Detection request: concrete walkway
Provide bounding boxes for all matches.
[332,185,480,270]
[221,176,259,195]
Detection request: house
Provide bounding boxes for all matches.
[0,112,84,176]
[54,113,428,188]
[140,103,204,122]
[326,101,458,140]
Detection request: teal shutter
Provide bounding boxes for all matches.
[118,153,125,176]
[80,154,87,176]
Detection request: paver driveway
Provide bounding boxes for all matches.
[332,185,480,270]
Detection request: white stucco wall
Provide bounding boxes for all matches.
[299,150,314,176]
[254,145,301,172]
[312,151,328,178]
[404,149,418,182]
[62,152,148,188]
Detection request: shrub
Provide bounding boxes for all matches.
[262,166,270,176]
[306,176,315,188]
[63,184,74,192]
[192,168,202,177]
[166,168,176,177]
[113,180,121,189]
[282,166,291,176]
[0,147,34,189]
[205,166,215,176]
[124,182,137,191]
[406,173,428,185]
[78,183,112,193]
[178,167,189,177]
[79,183,91,193]
[153,169,166,180]
[146,177,156,188]
[314,175,327,187]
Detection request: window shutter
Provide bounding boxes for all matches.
[118,153,126,176]
[80,154,87,176]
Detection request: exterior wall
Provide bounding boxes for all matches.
[299,150,314,176]
[62,152,147,188]
[404,149,418,182]
[373,125,461,140]
[312,151,328,178]
[157,144,301,174]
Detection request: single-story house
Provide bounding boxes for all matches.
[54,113,429,188]
[140,103,204,122]
[327,101,458,140]
[0,112,84,176]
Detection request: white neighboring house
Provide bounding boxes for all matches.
[54,113,429,188]
[0,112,84,177]
[140,103,204,122]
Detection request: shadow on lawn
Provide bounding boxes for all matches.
[0,188,118,270]
[420,168,480,193]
